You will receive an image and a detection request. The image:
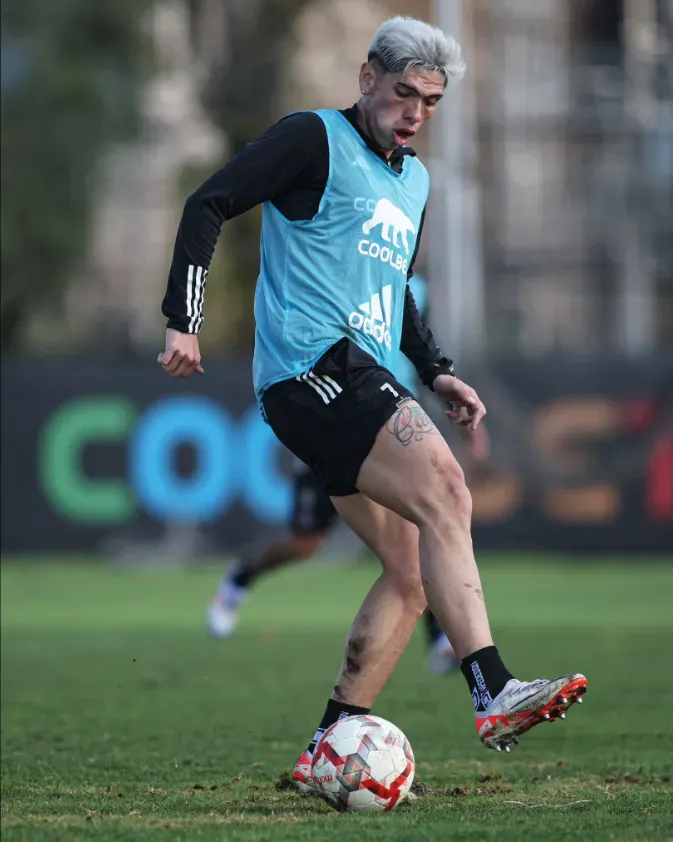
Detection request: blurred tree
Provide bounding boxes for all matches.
[187,0,317,349]
[1,0,154,348]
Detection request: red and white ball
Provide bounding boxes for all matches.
[311,714,415,812]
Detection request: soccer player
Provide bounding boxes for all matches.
[207,456,460,676]
[159,16,587,787]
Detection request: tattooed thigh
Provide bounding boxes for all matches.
[386,401,441,447]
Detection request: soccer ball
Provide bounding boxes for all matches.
[311,714,415,812]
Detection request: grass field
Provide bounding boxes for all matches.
[2,557,673,841]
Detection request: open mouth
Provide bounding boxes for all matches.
[394,128,416,145]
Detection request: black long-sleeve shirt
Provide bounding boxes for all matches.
[162,104,454,388]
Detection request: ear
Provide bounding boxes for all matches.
[359,61,377,95]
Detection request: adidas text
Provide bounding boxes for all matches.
[348,312,392,349]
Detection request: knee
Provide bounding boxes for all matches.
[415,456,472,527]
[444,463,473,521]
[382,558,427,617]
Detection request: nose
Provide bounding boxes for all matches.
[403,98,423,124]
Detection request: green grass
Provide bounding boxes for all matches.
[2,557,673,841]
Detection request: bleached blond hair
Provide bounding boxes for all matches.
[368,16,465,86]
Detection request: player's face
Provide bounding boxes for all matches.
[359,65,445,153]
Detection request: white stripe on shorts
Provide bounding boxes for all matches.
[310,372,337,400]
[320,374,343,395]
[299,371,330,404]
[295,370,342,404]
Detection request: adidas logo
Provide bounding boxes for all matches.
[348,285,392,350]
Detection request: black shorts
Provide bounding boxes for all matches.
[290,465,338,535]
[262,339,415,496]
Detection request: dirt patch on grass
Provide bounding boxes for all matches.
[276,770,301,792]
[410,780,433,796]
[446,783,515,797]
[603,773,672,785]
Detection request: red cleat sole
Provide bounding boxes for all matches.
[477,674,588,750]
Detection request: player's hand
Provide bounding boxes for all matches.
[432,374,487,432]
[157,328,204,378]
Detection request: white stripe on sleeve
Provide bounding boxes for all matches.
[186,264,195,325]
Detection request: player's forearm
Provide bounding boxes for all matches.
[400,284,455,389]
[161,148,256,333]
[161,192,225,333]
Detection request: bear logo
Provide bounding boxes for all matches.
[361,198,416,255]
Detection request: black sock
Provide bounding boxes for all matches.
[307,699,370,755]
[424,610,444,647]
[230,562,257,590]
[460,646,514,712]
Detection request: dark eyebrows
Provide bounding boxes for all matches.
[395,81,443,102]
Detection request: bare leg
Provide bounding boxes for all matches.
[295,403,585,770]
[328,494,426,708]
[355,401,494,660]
[235,532,325,583]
